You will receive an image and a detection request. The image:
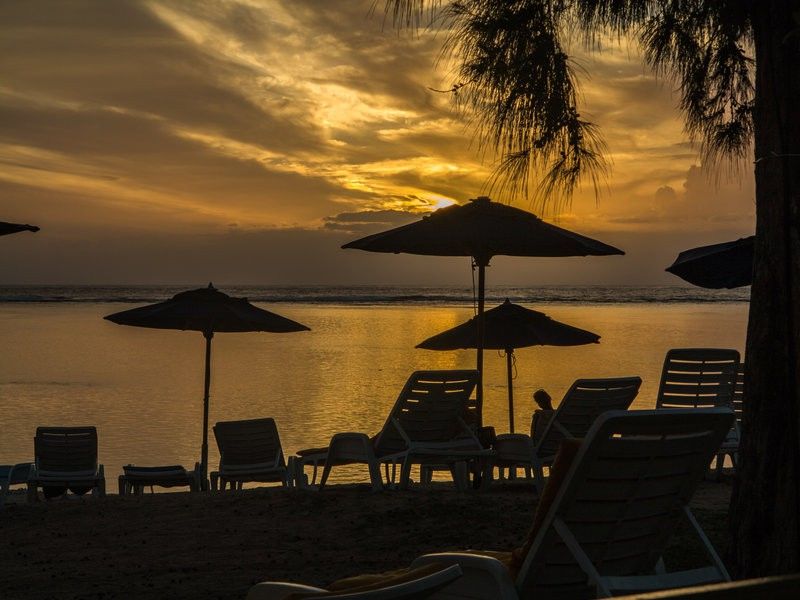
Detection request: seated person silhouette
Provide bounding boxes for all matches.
[530,389,554,445]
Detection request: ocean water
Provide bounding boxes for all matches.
[0,286,749,487]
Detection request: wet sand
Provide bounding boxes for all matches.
[0,479,733,600]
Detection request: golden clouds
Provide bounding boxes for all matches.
[0,0,755,284]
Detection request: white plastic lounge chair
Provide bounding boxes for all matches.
[118,463,202,495]
[656,348,740,477]
[656,348,740,410]
[411,408,735,599]
[27,426,105,502]
[493,376,642,490]
[294,370,486,490]
[246,562,463,599]
[0,462,32,508]
[211,418,288,491]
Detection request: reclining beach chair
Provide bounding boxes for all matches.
[118,463,202,495]
[411,408,735,599]
[656,348,740,476]
[247,563,463,600]
[27,426,105,502]
[656,348,739,411]
[493,376,642,490]
[0,462,32,508]
[293,370,486,490]
[211,417,288,491]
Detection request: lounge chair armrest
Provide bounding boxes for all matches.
[552,419,574,438]
[246,581,327,600]
[457,416,483,446]
[390,417,413,446]
[410,553,518,600]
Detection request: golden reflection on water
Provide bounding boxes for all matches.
[0,302,747,487]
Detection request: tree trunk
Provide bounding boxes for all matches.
[730,0,800,577]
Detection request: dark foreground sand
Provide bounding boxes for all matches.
[0,479,732,600]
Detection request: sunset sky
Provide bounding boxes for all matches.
[1,0,755,285]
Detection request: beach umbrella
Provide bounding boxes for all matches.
[342,196,622,419]
[416,299,600,432]
[104,283,309,487]
[1,221,39,236]
[666,236,754,289]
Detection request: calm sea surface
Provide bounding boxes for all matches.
[0,286,749,486]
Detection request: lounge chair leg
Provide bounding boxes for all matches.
[420,466,431,484]
[319,463,333,491]
[452,462,468,491]
[383,462,391,484]
[284,458,294,488]
[293,460,308,489]
[400,458,413,490]
[367,462,383,492]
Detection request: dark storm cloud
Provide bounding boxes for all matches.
[322,209,420,233]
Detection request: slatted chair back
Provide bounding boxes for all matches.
[517,408,735,599]
[35,427,98,474]
[213,418,285,470]
[732,363,745,425]
[534,377,642,460]
[374,370,479,455]
[656,348,740,410]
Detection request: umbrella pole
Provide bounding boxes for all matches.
[201,331,213,490]
[506,349,514,433]
[476,259,487,426]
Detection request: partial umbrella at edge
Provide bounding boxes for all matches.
[104,283,310,487]
[343,196,622,421]
[666,236,753,289]
[416,299,600,432]
[1,222,39,236]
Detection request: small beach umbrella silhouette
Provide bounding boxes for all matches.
[416,299,600,432]
[666,236,754,289]
[1,221,39,236]
[343,196,622,420]
[104,284,309,487]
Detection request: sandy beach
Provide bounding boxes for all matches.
[0,479,733,600]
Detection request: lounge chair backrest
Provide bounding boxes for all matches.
[517,408,735,598]
[732,363,745,425]
[373,370,479,455]
[656,348,740,410]
[34,427,98,474]
[213,418,285,469]
[534,376,642,459]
